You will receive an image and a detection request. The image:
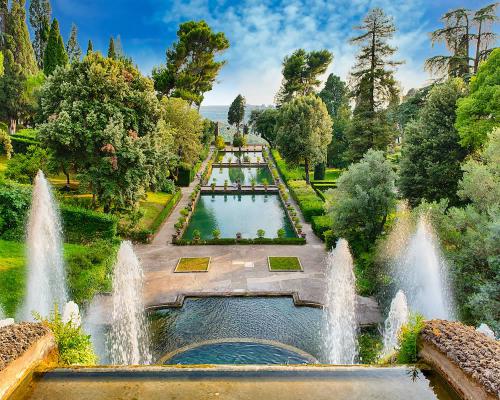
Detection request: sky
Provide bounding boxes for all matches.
[45,0,497,105]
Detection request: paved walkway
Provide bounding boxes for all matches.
[134,147,382,325]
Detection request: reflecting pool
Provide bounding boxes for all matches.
[217,151,262,163]
[208,167,273,186]
[182,194,296,239]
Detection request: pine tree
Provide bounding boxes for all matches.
[66,23,81,63]
[43,18,68,75]
[29,0,51,68]
[5,0,38,75]
[107,37,116,59]
[86,39,93,55]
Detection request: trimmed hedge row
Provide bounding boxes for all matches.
[174,237,306,245]
[288,180,324,222]
[175,145,211,187]
[311,214,331,240]
[10,135,40,154]
[61,206,118,243]
[270,149,303,182]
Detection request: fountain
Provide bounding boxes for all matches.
[108,241,152,365]
[323,239,358,364]
[394,215,454,320]
[20,170,67,321]
[381,290,409,357]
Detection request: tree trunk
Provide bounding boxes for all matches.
[61,162,70,190]
[9,118,16,135]
[304,158,310,184]
[474,21,482,74]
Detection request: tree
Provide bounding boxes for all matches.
[38,53,175,212]
[86,40,93,55]
[159,96,204,170]
[107,37,116,59]
[346,8,402,162]
[392,85,433,135]
[43,18,67,75]
[275,49,332,105]
[227,94,245,133]
[275,94,332,183]
[319,74,351,168]
[251,108,279,147]
[398,79,467,207]
[455,48,500,151]
[152,20,229,108]
[326,149,396,250]
[66,23,81,63]
[232,132,246,152]
[0,51,3,76]
[426,4,498,79]
[29,0,51,69]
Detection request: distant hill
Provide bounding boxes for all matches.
[200,105,273,123]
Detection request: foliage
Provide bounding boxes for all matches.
[275,94,332,183]
[398,79,467,207]
[66,23,82,63]
[257,229,265,238]
[393,85,432,134]
[61,206,118,243]
[107,37,116,59]
[36,306,97,365]
[455,48,500,150]
[0,128,13,158]
[275,49,332,105]
[175,257,210,272]
[0,239,25,316]
[0,182,31,240]
[29,0,51,68]
[228,94,245,133]
[174,237,306,245]
[326,149,396,251]
[268,257,302,271]
[38,52,174,212]
[5,144,51,183]
[43,18,68,75]
[311,214,331,240]
[397,314,424,364]
[288,180,324,222]
[212,229,220,239]
[251,108,279,147]
[319,74,351,168]
[358,327,383,364]
[271,149,303,182]
[9,134,39,153]
[232,132,246,149]
[215,135,225,150]
[152,20,229,107]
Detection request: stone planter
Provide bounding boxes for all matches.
[236,232,242,240]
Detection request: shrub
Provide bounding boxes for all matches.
[323,229,338,250]
[271,149,303,182]
[36,307,97,365]
[215,135,226,150]
[193,229,201,240]
[5,145,52,184]
[212,229,220,239]
[311,214,331,240]
[10,135,40,154]
[277,228,285,238]
[288,180,324,221]
[0,183,31,240]
[257,229,265,238]
[61,206,118,243]
[174,237,306,245]
[180,208,189,217]
[160,179,176,194]
[397,314,425,364]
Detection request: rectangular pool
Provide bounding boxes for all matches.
[208,167,273,186]
[217,151,262,163]
[183,194,296,240]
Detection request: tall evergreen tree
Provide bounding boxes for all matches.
[227,94,245,134]
[43,18,67,75]
[275,49,333,105]
[472,3,498,74]
[29,0,51,68]
[66,23,81,63]
[86,39,93,55]
[398,79,467,207]
[107,37,116,59]
[319,74,351,167]
[152,20,229,108]
[346,8,402,161]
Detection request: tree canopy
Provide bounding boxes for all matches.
[227,94,245,133]
[455,48,500,151]
[28,0,51,69]
[275,49,332,105]
[275,94,332,183]
[66,23,82,63]
[152,20,229,108]
[43,18,67,75]
[250,108,279,147]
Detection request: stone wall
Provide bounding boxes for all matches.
[419,319,499,400]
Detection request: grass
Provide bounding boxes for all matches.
[175,257,211,272]
[0,239,118,316]
[268,256,303,271]
[324,168,342,181]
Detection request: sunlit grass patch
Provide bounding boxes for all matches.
[175,257,211,272]
[268,256,303,271]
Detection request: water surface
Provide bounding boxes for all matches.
[208,167,273,186]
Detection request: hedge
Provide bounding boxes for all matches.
[174,237,306,245]
[311,214,331,241]
[270,149,303,182]
[60,206,118,243]
[288,180,324,222]
[324,229,338,250]
[10,135,40,154]
[176,167,193,187]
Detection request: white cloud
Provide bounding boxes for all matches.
[154,0,432,104]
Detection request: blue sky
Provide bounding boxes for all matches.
[45,0,496,105]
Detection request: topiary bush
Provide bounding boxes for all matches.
[311,214,331,240]
[61,206,118,243]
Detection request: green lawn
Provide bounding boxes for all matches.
[324,168,342,181]
[268,256,303,271]
[0,239,118,317]
[175,257,210,272]
[137,192,174,230]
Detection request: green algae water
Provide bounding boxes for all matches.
[208,167,273,186]
[183,194,296,240]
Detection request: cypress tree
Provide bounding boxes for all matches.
[66,23,81,63]
[107,37,116,59]
[86,39,93,55]
[43,18,68,75]
[29,0,51,68]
